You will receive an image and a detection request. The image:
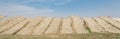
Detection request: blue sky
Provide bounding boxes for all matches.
[0,0,120,17]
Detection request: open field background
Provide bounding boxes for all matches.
[0,16,120,39]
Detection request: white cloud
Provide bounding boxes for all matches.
[23,0,56,2]
[0,0,71,17]
[53,0,72,5]
[0,4,56,16]
[1,0,72,5]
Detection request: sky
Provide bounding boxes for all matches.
[0,0,120,17]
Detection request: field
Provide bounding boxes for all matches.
[0,16,120,39]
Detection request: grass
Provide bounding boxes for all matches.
[0,33,120,39]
